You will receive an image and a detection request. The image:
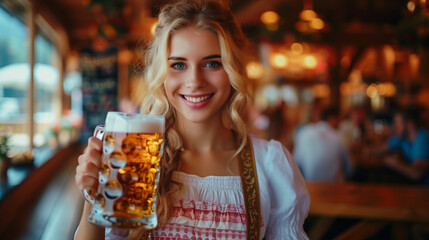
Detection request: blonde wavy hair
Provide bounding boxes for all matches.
[139,0,253,225]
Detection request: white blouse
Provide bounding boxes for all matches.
[106,137,310,240]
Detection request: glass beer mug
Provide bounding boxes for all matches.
[84,112,165,229]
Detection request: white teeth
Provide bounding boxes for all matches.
[184,95,211,103]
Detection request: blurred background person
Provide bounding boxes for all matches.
[294,106,353,182]
[338,106,367,150]
[338,106,371,167]
[263,100,288,145]
[383,106,429,185]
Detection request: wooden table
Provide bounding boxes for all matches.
[307,182,429,222]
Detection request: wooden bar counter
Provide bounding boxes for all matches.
[307,182,429,222]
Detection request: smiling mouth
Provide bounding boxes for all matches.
[182,94,213,103]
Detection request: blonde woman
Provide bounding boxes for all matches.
[75,0,309,239]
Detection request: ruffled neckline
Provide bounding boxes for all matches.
[172,171,242,190]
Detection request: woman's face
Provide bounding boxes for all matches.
[165,26,231,124]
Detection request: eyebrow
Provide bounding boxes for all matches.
[203,54,221,60]
[168,54,221,61]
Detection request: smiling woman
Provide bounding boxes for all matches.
[165,26,231,122]
[74,0,310,239]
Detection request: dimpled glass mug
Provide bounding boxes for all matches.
[84,112,165,229]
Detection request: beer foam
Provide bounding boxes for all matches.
[105,112,165,133]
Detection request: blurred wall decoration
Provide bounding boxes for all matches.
[79,46,118,142]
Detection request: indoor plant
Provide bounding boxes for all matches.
[0,125,11,181]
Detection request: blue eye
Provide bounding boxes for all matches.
[172,62,186,70]
[205,61,221,68]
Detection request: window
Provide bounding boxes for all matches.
[0,4,62,153]
[34,34,60,147]
[0,6,30,153]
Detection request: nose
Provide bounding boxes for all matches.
[185,67,207,88]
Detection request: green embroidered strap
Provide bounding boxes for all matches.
[239,136,261,240]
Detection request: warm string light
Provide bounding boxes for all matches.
[270,53,289,68]
[246,61,264,79]
[268,42,319,72]
[291,43,303,55]
[303,55,317,69]
[300,10,317,21]
[260,11,280,31]
[260,11,279,25]
[408,1,416,12]
[407,0,428,13]
[296,0,325,33]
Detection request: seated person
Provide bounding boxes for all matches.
[293,106,353,182]
[384,107,429,185]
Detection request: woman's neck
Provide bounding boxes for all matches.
[177,118,235,153]
[176,117,239,177]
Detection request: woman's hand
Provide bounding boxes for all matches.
[75,137,102,201]
[74,137,106,240]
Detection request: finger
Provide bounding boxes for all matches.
[75,165,98,191]
[75,173,98,193]
[88,136,103,152]
[82,137,101,154]
[86,148,102,168]
[78,146,102,168]
[76,160,100,177]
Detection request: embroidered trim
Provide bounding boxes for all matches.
[239,137,261,240]
[155,223,247,239]
[175,200,246,213]
[172,205,246,224]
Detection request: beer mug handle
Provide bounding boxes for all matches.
[83,125,105,204]
[93,125,105,141]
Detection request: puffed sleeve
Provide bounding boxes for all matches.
[264,140,310,240]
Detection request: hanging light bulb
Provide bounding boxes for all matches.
[297,0,325,33]
[291,43,304,55]
[300,10,317,21]
[303,55,317,69]
[260,11,280,31]
[260,11,280,25]
[310,18,324,30]
[270,53,289,68]
[247,61,264,79]
[407,1,416,12]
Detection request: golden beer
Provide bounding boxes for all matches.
[87,112,165,229]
